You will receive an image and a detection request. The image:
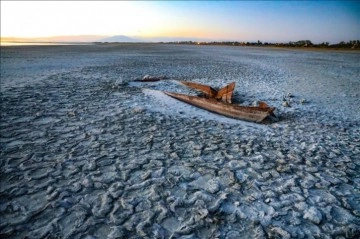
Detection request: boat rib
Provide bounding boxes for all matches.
[215,82,235,103]
[178,81,235,103]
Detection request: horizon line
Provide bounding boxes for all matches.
[2,35,359,45]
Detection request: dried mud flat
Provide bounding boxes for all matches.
[1,44,360,238]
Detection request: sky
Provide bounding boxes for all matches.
[1,1,360,43]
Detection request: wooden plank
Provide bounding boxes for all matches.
[179,81,218,98]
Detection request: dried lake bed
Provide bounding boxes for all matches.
[1,44,360,238]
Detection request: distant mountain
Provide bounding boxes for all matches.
[99,35,141,43]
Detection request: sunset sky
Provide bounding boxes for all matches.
[1,1,360,43]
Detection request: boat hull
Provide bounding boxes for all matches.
[164,91,275,123]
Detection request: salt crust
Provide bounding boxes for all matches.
[1,44,359,238]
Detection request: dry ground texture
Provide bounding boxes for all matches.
[1,44,359,238]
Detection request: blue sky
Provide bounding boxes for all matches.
[1,1,359,43]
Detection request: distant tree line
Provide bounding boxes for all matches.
[161,40,360,49]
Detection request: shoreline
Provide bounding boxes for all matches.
[180,43,360,53]
[253,45,360,53]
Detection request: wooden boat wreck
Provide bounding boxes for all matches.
[179,81,235,103]
[134,75,167,82]
[164,91,275,123]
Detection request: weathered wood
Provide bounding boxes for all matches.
[215,82,235,103]
[134,75,167,82]
[179,81,218,97]
[179,81,235,103]
[164,91,275,123]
